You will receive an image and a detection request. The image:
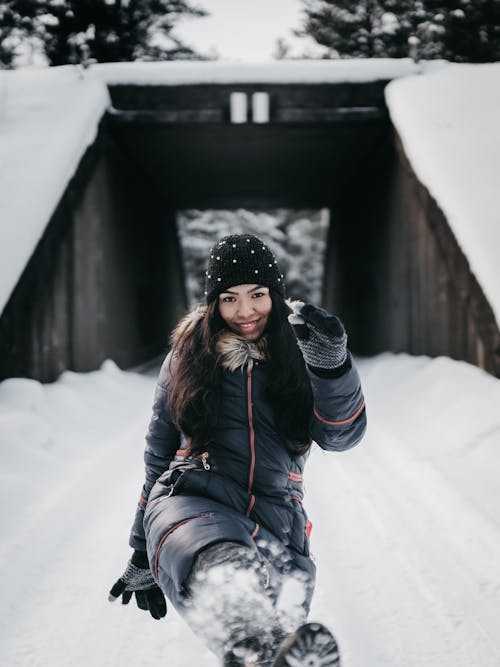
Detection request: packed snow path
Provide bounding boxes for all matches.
[0,353,499,666]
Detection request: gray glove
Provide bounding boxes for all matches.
[109,550,167,620]
[288,300,348,371]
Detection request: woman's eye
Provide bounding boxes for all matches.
[222,296,236,303]
[252,292,264,298]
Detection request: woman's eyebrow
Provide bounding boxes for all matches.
[220,285,266,296]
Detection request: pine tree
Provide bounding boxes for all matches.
[1,0,208,68]
[299,0,419,58]
[426,1,500,62]
[298,0,500,61]
[0,2,37,67]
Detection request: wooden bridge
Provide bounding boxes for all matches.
[1,71,499,381]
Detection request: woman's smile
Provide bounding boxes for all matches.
[236,319,260,332]
[218,284,272,340]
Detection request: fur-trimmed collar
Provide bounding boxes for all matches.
[171,305,269,372]
[215,330,268,372]
[171,304,206,346]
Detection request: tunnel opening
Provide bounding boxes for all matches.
[176,208,330,308]
[100,80,396,363]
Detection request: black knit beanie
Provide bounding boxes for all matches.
[204,234,285,303]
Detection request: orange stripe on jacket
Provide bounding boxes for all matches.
[314,400,365,427]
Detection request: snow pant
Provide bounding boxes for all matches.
[182,541,314,665]
[144,495,316,662]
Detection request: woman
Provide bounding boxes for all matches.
[109,234,366,666]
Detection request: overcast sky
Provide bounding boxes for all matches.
[175,0,305,61]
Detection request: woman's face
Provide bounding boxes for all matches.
[218,284,272,341]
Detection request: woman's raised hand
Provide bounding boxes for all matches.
[287,300,348,372]
[108,550,167,620]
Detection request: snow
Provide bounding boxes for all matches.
[0,352,499,666]
[95,58,429,85]
[385,63,500,328]
[0,66,110,316]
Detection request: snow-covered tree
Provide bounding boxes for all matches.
[297,0,419,58]
[298,0,500,62]
[176,209,329,307]
[0,2,36,67]
[436,0,500,62]
[1,0,208,68]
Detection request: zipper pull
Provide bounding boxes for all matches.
[201,452,211,471]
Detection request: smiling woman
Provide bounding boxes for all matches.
[109,233,367,666]
[218,284,272,340]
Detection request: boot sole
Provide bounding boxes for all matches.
[272,622,340,667]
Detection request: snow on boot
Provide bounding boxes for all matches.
[222,636,273,667]
[271,622,340,667]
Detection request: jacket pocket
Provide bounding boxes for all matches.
[156,459,204,498]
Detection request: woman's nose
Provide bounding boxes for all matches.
[237,299,255,318]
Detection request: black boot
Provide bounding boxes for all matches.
[223,635,273,666]
[271,622,340,667]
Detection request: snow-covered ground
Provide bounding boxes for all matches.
[0,352,499,666]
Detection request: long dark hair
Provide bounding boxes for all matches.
[168,291,313,457]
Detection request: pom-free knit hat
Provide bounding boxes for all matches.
[205,234,285,303]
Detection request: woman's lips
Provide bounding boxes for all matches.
[236,319,260,332]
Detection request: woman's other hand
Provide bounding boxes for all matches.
[108,550,167,620]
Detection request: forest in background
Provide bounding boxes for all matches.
[176,209,329,307]
[2,1,499,68]
[287,0,500,62]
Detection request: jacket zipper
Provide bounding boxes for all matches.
[246,364,256,516]
[201,452,211,470]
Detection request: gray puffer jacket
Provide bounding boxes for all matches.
[129,309,366,613]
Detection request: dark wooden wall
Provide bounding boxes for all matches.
[321,117,393,356]
[0,120,186,383]
[382,132,500,374]
[322,129,500,376]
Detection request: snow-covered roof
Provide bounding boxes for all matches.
[0,66,110,316]
[95,58,427,85]
[385,63,500,328]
